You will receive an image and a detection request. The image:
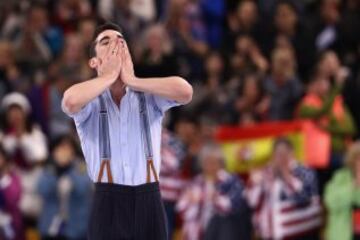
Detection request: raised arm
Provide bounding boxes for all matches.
[62,39,122,115]
[121,43,193,104]
[128,76,193,104]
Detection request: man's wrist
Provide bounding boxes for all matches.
[126,76,140,89]
[98,75,116,85]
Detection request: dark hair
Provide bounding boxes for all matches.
[2,104,34,133]
[50,134,80,156]
[89,22,123,57]
[273,137,294,151]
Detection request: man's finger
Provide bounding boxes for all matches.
[106,39,117,58]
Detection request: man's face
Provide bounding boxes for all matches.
[201,155,221,178]
[93,29,125,66]
[273,143,292,168]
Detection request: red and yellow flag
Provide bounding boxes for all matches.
[215,120,330,173]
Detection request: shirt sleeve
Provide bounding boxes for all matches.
[151,94,181,113]
[62,100,95,124]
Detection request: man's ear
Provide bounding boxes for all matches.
[89,57,99,69]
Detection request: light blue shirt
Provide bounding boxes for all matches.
[63,88,180,185]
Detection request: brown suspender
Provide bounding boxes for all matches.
[146,159,159,183]
[97,159,113,183]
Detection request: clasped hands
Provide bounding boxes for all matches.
[98,37,135,86]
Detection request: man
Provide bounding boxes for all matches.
[246,138,322,240]
[176,143,248,240]
[61,23,193,240]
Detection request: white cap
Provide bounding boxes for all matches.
[1,92,31,114]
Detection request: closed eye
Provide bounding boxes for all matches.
[101,39,110,46]
[99,36,110,46]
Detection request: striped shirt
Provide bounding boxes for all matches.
[246,161,322,239]
[63,88,180,185]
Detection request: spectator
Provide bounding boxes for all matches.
[231,74,268,125]
[53,0,92,34]
[270,1,315,78]
[264,46,303,120]
[1,92,47,234]
[229,35,268,80]
[135,23,179,77]
[77,17,97,58]
[1,92,48,169]
[53,33,92,84]
[224,0,263,51]
[186,52,229,123]
[160,129,186,240]
[325,141,360,240]
[246,138,322,240]
[176,143,248,240]
[111,0,147,49]
[15,4,63,74]
[166,0,209,80]
[173,116,202,178]
[37,135,92,240]
[313,0,341,52]
[0,144,23,240]
[48,70,77,138]
[0,41,24,99]
[298,56,356,167]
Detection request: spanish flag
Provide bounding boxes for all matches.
[215,120,330,173]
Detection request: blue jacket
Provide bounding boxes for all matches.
[37,160,92,238]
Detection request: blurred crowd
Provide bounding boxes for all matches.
[0,0,360,239]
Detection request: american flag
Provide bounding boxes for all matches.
[159,130,187,202]
[246,161,322,239]
[176,170,245,240]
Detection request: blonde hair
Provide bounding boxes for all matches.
[345,141,360,170]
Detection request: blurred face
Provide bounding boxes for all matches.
[235,36,254,55]
[313,76,330,97]
[6,105,26,128]
[273,143,292,168]
[64,35,84,62]
[237,1,258,27]
[275,4,298,34]
[175,120,197,143]
[201,155,222,177]
[53,140,75,167]
[272,48,296,79]
[205,53,224,75]
[80,20,96,45]
[243,76,259,100]
[321,0,340,24]
[29,8,48,32]
[318,51,340,76]
[0,42,13,67]
[147,27,164,53]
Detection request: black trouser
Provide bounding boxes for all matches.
[88,182,168,240]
